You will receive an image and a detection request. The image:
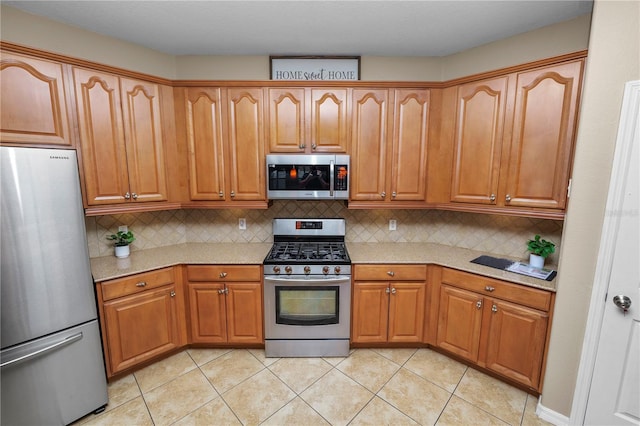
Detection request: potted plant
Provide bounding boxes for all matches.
[107,230,135,258]
[526,234,555,269]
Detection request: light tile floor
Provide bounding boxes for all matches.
[74,347,552,426]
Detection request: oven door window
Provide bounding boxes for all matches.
[275,286,339,326]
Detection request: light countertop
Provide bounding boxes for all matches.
[91,242,556,292]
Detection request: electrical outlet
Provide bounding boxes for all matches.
[389,219,397,231]
[118,225,128,233]
[238,218,246,230]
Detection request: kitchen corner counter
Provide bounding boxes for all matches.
[90,243,272,282]
[347,242,557,292]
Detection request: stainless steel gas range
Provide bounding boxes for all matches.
[263,218,351,357]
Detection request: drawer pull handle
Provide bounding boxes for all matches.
[387,271,395,277]
[484,286,495,292]
[476,300,482,309]
[219,272,228,278]
[136,282,147,287]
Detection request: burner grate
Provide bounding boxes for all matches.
[266,242,348,262]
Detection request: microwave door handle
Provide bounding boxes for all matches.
[330,160,335,197]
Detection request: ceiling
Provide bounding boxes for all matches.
[4,0,593,57]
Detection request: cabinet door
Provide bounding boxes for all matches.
[436,285,483,362]
[226,88,266,201]
[1,53,73,146]
[184,88,226,201]
[501,60,583,209]
[120,77,168,203]
[391,89,429,201]
[226,283,263,343]
[187,283,227,343]
[310,89,349,153]
[350,89,389,201]
[73,68,129,205]
[103,285,180,374]
[351,282,389,343]
[484,299,548,390]
[388,282,425,342]
[267,88,305,152]
[451,77,508,204]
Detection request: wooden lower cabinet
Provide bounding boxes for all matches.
[97,267,187,378]
[435,267,552,391]
[352,265,426,343]
[186,265,263,344]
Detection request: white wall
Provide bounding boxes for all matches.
[540,0,640,416]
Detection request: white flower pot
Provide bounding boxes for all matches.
[529,253,545,269]
[114,245,130,258]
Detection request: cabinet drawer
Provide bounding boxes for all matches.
[101,267,175,301]
[441,268,551,311]
[353,264,427,281]
[186,265,261,282]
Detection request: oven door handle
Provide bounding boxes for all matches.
[264,276,351,285]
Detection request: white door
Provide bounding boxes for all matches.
[584,81,640,425]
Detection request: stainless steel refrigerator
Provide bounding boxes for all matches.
[1,146,108,425]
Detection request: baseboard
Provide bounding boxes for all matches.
[537,400,570,426]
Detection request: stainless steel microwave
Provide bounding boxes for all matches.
[267,154,350,200]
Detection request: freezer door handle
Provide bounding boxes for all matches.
[0,332,83,369]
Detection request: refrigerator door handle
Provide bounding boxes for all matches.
[0,332,83,369]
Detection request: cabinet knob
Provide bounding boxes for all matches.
[381,192,386,198]
[484,286,495,292]
[489,194,496,202]
[170,291,176,297]
[218,288,225,294]
[392,191,397,198]
[219,191,224,197]
[124,192,131,200]
[219,272,228,278]
[476,300,482,309]
[385,287,391,294]
[136,281,147,287]
[505,194,512,202]
[132,193,138,200]
[311,143,317,150]
[390,287,396,294]
[230,191,235,197]
[492,304,498,313]
[299,144,306,149]
[387,271,395,277]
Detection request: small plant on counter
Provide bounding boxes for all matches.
[527,234,555,258]
[106,230,135,247]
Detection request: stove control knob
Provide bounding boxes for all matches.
[272,266,281,274]
[334,266,341,275]
[304,266,311,275]
[322,266,330,275]
[285,266,292,274]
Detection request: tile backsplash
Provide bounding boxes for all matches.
[86,201,563,263]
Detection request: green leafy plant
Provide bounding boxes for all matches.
[527,234,555,258]
[106,230,135,247]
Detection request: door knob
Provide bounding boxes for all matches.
[613,295,632,313]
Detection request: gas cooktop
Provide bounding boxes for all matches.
[264,241,350,264]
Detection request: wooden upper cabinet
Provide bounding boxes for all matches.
[119,77,168,203]
[451,77,508,204]
[350,89,390,201]
[226,88,266,201]
[1,52,73,146]
[310,88,349,152]
[74,69,168,206]
[184,87,226,201]
[73,68,129,205]
[390,89,429,202]
[501,60,583,210]
[267,87,348,153]
[268,88,305,152]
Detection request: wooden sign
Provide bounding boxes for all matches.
[270,56,360,81]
